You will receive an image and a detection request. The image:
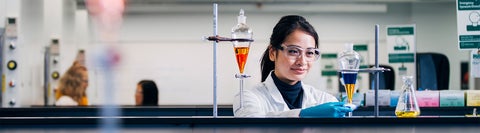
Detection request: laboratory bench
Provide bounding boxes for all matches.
[0,105,234,117]
[1,105,479,133]
[0,105,478,117]
[0,116,479,133]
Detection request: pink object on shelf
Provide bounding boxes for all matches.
[415,91,440,107]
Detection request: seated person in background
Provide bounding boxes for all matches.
[135,80,159,106]
[55,62,89,106]
[55,50,87,101]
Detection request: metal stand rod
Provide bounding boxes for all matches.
[338,24,386,117]
[374,24,380,117]
[235,74,251,110]
[43,47,49,106]
[239,78,244,108]
[212,3,218,118]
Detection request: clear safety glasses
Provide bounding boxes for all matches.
[277,45,321,62]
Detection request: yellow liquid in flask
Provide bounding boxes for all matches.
[395,111,420,118]
[345,84,355,104]
[342,72,357,104]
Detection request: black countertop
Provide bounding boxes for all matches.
[1,116,479,127]
[1,105,477,117]
[1,106,479,132]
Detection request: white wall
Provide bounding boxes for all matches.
[412,2,464,90]
[20,0,44,106]
[3,1,468,106]
[84,3,415,105]
[0,0,5,27]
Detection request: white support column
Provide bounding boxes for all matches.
[42,0,64,106]
[0,0,5,26]
[44,0,62,40]
[20,0,44,106]
[2,0,20,107]
[0,0,4,106]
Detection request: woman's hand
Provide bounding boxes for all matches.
[299,102,353,118]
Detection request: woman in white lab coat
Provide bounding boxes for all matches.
[233,15,352,118]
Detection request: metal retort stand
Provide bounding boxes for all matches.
[203,3,254,117]
[338,25,390,117]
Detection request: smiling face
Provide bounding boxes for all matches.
[269,29,316,85]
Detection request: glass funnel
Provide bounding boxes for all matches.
[232,9,252,74]
[395,76,420,118]
[337,43,360,114]
[232,9,252,109]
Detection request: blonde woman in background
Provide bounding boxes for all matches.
[55,62,89,106]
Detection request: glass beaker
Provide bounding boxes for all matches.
[395,76,421,118]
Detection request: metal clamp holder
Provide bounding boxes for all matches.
[206,36,254,43]
[338,67,391,73]
[338,25,385,117]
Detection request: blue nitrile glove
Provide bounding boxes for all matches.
[299,102,353,118]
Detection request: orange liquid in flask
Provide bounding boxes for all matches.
[234,46,250,74]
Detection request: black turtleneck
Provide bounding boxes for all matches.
[271,72,304,109]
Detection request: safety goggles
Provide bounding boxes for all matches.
[277,45,321,62]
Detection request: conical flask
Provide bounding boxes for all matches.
[395,76,421,118]
[231,9,253,74]
[337,43,360,106]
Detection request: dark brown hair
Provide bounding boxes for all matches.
[260,15,319,82]
[137,80,158,106]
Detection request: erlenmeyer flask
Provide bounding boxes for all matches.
[395,76,421,118]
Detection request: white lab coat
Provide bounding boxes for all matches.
[55,96,78,106]
[233,72,338,117]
